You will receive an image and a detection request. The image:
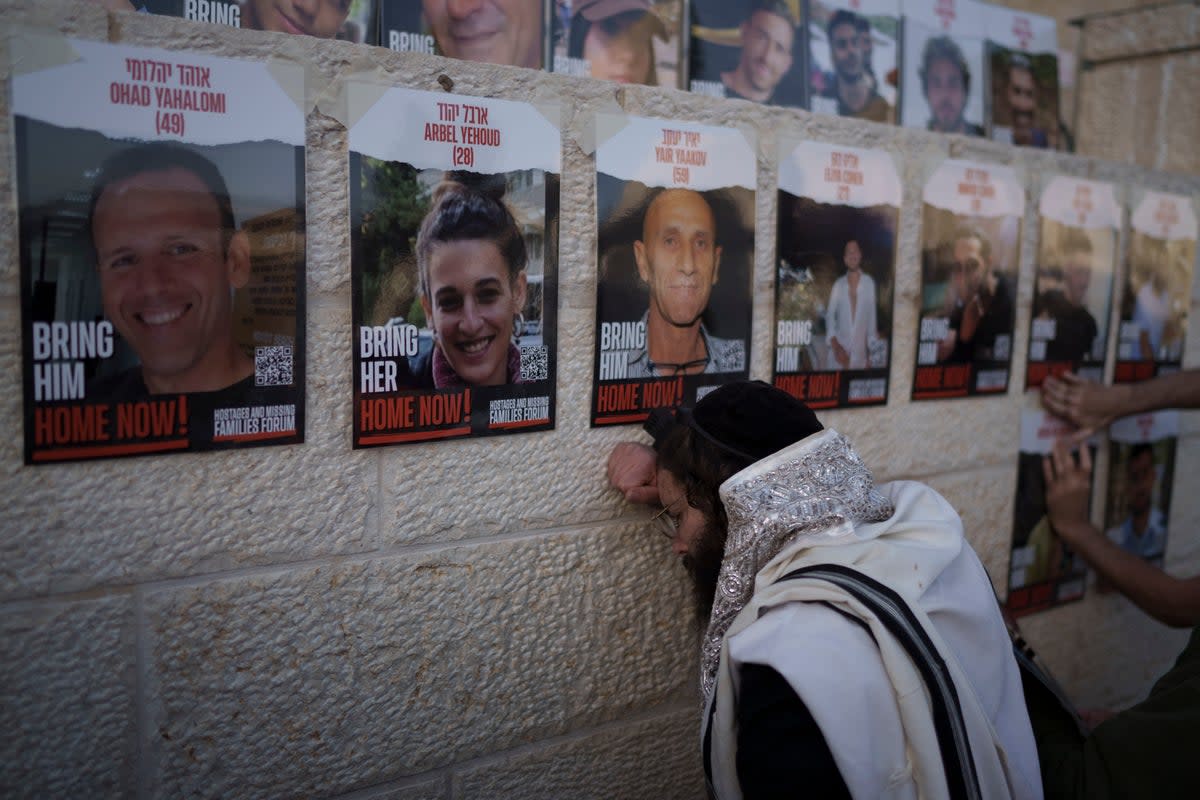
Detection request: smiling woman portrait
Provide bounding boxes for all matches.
[413,176,529,388]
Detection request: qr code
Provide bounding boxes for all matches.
[255,346,293,387]
[520,345,548,381]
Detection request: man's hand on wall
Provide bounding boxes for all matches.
[607,442,660,505]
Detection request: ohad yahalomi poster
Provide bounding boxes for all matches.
[774,139,899,408]
[349,86,560,446]
[16,36,306,464]
[591,113,754,425]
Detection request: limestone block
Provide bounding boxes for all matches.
[361,777,447,800]
[0,302,375,600]
[142,526,696,799]
[1165,433,1200,573]
[454,709,702,800]
[1082,6,1200,63]
[1076,65,1136,164]
[921,465,1017,596]
[0,595,134,798]
[1163,54,1200,176]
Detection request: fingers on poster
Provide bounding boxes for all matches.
[16,37,306,464]
[774,140,899,408]
[128,0,377,43]
[807,0,899,125]
[687,0,806,108]
[1026,176,1119,389]
[1105,412,1178,570]
[1007,400,1092,616]
[349,87,560,446]
[591,114,754,426]
[913,158,1023,400]
[1114,191,1197,383]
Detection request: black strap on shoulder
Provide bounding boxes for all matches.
[775,564,983,800]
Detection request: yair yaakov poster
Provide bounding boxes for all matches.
[1114,190,1196,383]
[591,113,754,425]
[913,158,1023,400]
[349,85,559,446]
[16,36,306,464]
[774,139,899,408]
[1026,176,1119,389]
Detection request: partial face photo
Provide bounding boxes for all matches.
[1007,66,1036,131]
[243,0,353,38]
[422,0,542,68]
[420,238,528,387]
[829,19,863,82]
[634,189,722,328]
[925,56,966,131]
[93,167,249,392]
[950,233,985,300]
[738,9,794,98]
[582,12,657,85]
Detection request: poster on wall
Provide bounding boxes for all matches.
[1114,190,1197,383]
[349,86,559,446]
[1006,400,1090,617]
[1104,412,1179,568]
[14,36,306,464]
[381,0,547,68]
[91,0,377,43]
[899,0,986,137]
[687,0,806,108]
[984,4,1058,150]
[591,113,754,426]
[774,139,899,408]
[913,158,1023,400]
[1026,176,1119,389]
[550,0,684,89]
[807,0,899,124]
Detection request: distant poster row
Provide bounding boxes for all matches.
[88,0,1065,149]
[14,37,1196,465]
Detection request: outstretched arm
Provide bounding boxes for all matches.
[1041,369,1200,438]
[1044,439,1200,628]
[607,442,660,505]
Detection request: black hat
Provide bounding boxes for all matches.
[645,380,823,463]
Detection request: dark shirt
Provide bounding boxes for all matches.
[1040,295,1098,363]
[946,274,1014,363]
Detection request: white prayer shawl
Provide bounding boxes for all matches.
[704,430,1042,800]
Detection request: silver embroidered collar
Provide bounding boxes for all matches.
[700,429,895,702]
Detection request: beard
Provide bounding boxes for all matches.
[682,519,727,626]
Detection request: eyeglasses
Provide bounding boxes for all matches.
[645,356,710,376]
[651,505,678,541]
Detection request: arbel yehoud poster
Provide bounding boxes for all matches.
[1006,399,1091,617]
[349,86,559,446]
[1114,191,1197,383]
[1026,177,1119,389]
[592,114,754,425]
[774,139,899,408]
[84,0,377,43]
[687,0,807,109]
[15,36,306,464]
[913,159,1023,400]
[899,0,986,137]
[984,4,1058,150]
[380,0,547,68]
[807,0,899,125]
[550,0,684,89]
[1104,412,1179,569]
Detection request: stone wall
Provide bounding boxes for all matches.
[1,2,1198,797]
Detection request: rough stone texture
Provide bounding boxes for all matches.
[0,595,135,798]
[454,709,702,800]
[1081,4,1200,63]
[0,301,376,601]
[2,1,1200,796]
[141,526,696,799]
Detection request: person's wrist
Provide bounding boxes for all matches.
[1050,517,1093,545]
